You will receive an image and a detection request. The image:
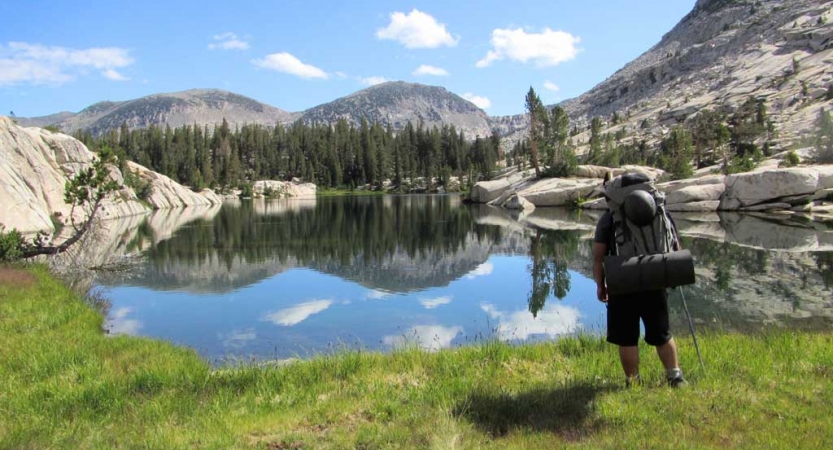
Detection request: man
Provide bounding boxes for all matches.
[593,175,687,388]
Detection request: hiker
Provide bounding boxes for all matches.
[593,172,687,387]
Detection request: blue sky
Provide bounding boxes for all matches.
[1,0,695,118]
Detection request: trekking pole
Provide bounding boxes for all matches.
[679,286,705,372]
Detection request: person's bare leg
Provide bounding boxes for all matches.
[656,338,679,370]
[619,346,639,379]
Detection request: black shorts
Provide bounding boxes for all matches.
[606,290,672,347]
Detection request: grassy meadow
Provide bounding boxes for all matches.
[1,264,831,449]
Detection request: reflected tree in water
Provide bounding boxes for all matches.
[527,229,583,317]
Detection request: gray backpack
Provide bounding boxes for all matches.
[604,173,678,258]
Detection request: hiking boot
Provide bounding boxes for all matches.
[667,376,688,388]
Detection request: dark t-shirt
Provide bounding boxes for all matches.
[593,210,614,250]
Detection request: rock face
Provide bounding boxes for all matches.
[18,89,298,135]
[0,117,221,235]
[252,180,317,198]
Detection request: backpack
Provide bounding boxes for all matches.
[603,172,678,258]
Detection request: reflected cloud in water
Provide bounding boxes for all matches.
[465,262,494,279]
[383,325,463,352]
[262,300,333,326]
[420,296,453,309]
[107,307,143,336]
[219,328,257,349]
[481,302,580,341]
[366,289,392,300]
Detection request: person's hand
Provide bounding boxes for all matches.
[596,284,608,303]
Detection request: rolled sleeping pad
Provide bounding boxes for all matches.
[604,249,695,297]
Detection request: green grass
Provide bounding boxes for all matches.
[1,265,832,449]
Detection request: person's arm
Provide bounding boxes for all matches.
[593,242,608,303]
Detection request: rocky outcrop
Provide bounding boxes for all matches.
[575,164,665,180]
[470,179,511,203]
[476,160,833,218]
[0,117,221,236]
[252,180,317,198]
[128,162,221,208]
[517,178,599,207]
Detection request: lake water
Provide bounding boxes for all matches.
[91,195,833,364]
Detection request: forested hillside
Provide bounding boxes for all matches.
[75,118,502,192]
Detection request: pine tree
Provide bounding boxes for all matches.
[525,87,544,177]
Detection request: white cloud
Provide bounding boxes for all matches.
[208,32,250,50]
[465,262,494,279]
[262,300,333,326]
[107,307,142,336]
[0,41,134,86]
[252,52,328,79]
[335,71,348,78]
[476,28,580,68]
[413,64,449,77]
[102,68,129,81]
[376,9,459,49]
[358,76,390,86]
[420,296,452,309]
[462,92,491,109]
[481,302,580,341]
[383,325,462,352]
[544,80,560,92]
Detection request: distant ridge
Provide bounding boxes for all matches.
[18,89,298,135]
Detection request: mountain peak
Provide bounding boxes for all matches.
[301,81,491,137]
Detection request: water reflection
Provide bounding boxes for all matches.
[93,196,833,362]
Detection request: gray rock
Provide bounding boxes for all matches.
[503,194,535,212]
[721,168,819,209]
[666,183,725,204]
[517,178,600,207]
[470,179,511,203]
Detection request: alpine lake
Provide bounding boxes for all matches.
[79,195,833,365]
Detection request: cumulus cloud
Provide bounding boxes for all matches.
[383,325,462,352]
[481,302,580,341]
[0,41,134,86]
[358,76,390,86]
[420,296,452,309]
[544,80,560,92]
[252,52,328,79]
[208,32,250,50]
[462,92,491,109]
[476,28,580,68]
[376,9,459,49]
[412,64,449,77]
[262,300,333,326]
[107,307,142,336]
[465,262,494,279]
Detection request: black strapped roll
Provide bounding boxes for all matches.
[604,250,695,297]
